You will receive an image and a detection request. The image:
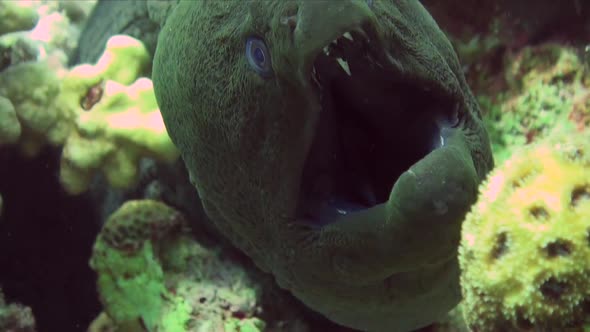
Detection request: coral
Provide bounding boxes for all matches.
[0,1,91,155]
[569,90,590,132]
[0,289,36,332]
[0,32,179,193]
[63,34,151,88]
[0,61,67,156]
[90,200,263,332]
[0,32,41,71]
[482,44,588,162]
[0,2,39,36]
[91,200,186,331]
[484,82,573,162]
[506,43,583,91]
[87,312,116,332]
[0,1,86,71]
[0,7,178,193]
[459,128,590,331]
[57,35,178,194]
[0,96,21,145]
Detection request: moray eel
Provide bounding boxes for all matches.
[152,1,493,331]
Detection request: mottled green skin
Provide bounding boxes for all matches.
[153,1,492,331]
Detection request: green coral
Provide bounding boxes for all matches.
[0,96,21,145]
[90,199,188,332]
[92,242,167,331]
[160,298,192,332]
[482,44,587,163]
[483,82,573,162]
[224,317,265,332]
[0,33,178,193]
[59,77,179,194]
[0,61,67,156]
[90,199,264,331]
[0,1,38,36]
[506,43,583,91]
[459,128,590,331]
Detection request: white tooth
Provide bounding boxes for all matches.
[343,32,353,41]
[312,67,318,82]
[440,135,445,147]
[336,57,351,76]
[323,46,330,56]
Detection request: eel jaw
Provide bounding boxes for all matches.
[296,25,462,226]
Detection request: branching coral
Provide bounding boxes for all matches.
[459,128,590,331]
[90,200,264,332]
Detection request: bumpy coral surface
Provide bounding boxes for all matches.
[459,129,590,331]
[0,96,20,146]
[90,200,264,332]
[0,289,36,332]
[482,44,588,163]
[58,35,179,194]
[0,2,38,36]
[0,61,67,156]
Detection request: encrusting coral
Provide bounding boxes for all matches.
[90,200,265,332]
[480,43,588,162]
[459,127,590,331]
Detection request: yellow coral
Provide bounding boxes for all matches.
[56,35,179,194]
[0,61,67,156]
[59,78,179,194]
[459,128,590,331]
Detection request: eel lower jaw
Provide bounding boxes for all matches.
[296,26,464,227]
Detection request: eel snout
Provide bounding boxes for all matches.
[296,15,469,235]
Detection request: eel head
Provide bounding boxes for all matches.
[153,0,493,330]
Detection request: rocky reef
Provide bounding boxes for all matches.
[0,1,589,331]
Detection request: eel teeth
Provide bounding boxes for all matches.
[323,46,330,56]
[343,32,353,41]
[312,66,322,87]
[336,57,351,76]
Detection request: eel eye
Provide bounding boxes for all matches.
[246,37,272,77]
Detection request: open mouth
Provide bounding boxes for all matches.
[296,24,461,226]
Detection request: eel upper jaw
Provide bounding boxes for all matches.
[296,23,463,227]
